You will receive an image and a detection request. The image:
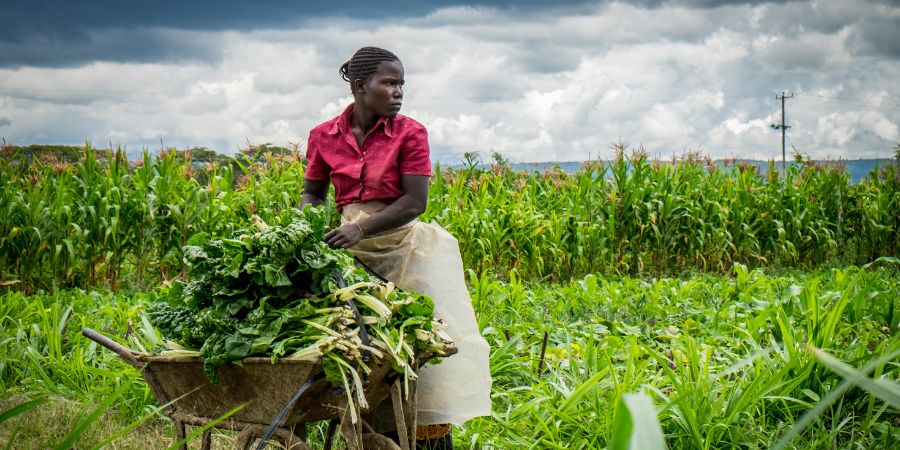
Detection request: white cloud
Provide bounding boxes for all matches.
[753,28,854,74]
[817,111,899,146]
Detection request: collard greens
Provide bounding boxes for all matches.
[147,206,452,391]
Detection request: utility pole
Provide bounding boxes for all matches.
[772,91,793,172]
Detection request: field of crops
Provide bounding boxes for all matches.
[1,145,899,449]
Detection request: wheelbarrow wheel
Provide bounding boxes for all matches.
[235,424,309,450]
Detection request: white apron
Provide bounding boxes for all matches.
[341,202,492,426]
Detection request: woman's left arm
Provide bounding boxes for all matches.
[324,174,429,249]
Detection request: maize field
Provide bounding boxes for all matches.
[1,144,899,449]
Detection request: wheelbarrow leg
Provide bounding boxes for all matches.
[173,418,188,450]
[408,375,418,448]
[391,374,419,450]
[200,429,212,450]
[339,404,363,450]
[407,365,420,449]
[390,379,411,450]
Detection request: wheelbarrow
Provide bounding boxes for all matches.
[82,327,456,450]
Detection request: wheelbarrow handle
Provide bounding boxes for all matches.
[82,327,142,368]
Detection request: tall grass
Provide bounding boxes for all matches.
[1,144,897,292]
[428,148,899,280]
[0,146,313,293]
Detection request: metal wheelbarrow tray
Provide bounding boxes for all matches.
[83,327,455,450]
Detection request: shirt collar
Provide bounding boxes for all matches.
[328,102,394,138]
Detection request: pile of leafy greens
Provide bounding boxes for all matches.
[147,207,452,421]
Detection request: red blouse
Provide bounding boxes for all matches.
[305,103,432,210]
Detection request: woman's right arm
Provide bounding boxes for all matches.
[301,130,330,209]
[300,178,329,208]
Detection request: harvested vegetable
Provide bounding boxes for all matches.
[146,206,453,413]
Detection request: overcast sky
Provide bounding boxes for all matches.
[1,0,898,162]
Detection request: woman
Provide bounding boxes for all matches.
[300,47,492,449]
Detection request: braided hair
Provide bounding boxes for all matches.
[340,47,401,94]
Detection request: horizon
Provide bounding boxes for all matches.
[6,142,896,166]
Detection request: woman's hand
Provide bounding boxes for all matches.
[324,223,364,249]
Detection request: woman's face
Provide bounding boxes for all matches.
[357,60,405,118]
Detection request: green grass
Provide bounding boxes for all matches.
[1,264,898,449]
[462,264,900,449]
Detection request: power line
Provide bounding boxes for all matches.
[786,133,800,157]
[0,87,774,105]
[799,93,900,112]
[2,86,898,110]
[7,88,899,113]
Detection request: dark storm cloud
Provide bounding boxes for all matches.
[681,0,792,6]
[0,0,392,40]
[0,118,11,128]
[852,15,900,59]
[1,0,597,38]
[628,0,793,7]
[749,0,900,60]
[0,0,598,68]
[0,28,225,68]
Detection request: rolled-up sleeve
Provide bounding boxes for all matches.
[399,125,432,176]
[304,131,330,180]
